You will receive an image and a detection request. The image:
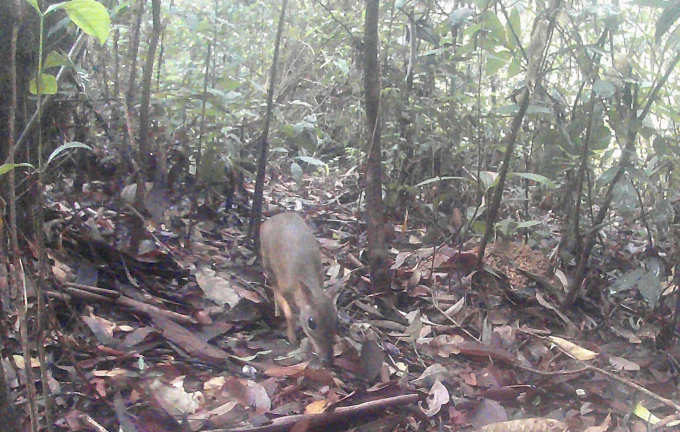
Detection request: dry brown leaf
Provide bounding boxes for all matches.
[609,356,640,371]
[584,412,611,432]
[478,418,568,432]
[264,361,309,378]
[419,379,449,417]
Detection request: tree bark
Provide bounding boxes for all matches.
[249,0,289,248]
[138,0,162,183]
[363,0,390,292]
[0,360,21,432]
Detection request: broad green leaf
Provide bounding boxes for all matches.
[46,142,92,167]
[449,7,473,26]
[612,179,637,215]
[290,100,313,108]
[479,171,498,190]
[44,51,69,69]
[526,105,552,114]
[628,167,656,189]
[597,166,618,187]
[516,220,542,229]
[30,74,58,95]
[466,205,483,222]
[610,268,662,307]
[0,163,35,176]
[48,0,110,44]
[482,12,506,46]
[485,52,510,76]
[26,0,41,13]
[334,58,349,75]
[463,22,483,38]
[507,172,556,188]
[638,270,662,307]
[496,103,520,115]
[297,156,328,174]
[507,57,522,78]
[496,218,517,236]
[505,8,521,50]
[196,20,212,32]
[655,0,680,43]
[421,48,448,57]
[414,176,469,187]
[593,79,616,98]
[290,162,303,185]
[282,125,295,138]
[218,77,241,91]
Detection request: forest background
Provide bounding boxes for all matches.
[1,0,680,430]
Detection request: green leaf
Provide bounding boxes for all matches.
[0,163,35,176]
[30,74,58,95]
[479,171,498,190]
[44,51,69,70]
[46,141,92,167]
[483,12,506,46]
[290,162,303,185]
[297,156,328,174]
[414,176,469,187]
[655,0,680,43]
[516,220,542,229]
[612,179,637,214]
[507,172,556,187]
[505,8,521,50]
[526,105,552,114]
[48,0,110,45]
[593,79,616,98]
[25,0,41,13]
[421,47,448,57]
[485,52,510,76]
[449,7,474,26]
[496,103,520,115]
[507,57,521,78]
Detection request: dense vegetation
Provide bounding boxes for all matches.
[2,0,680,430]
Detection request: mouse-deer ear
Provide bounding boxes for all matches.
[298,280,315,302]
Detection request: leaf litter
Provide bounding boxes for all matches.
[11,165,680,432]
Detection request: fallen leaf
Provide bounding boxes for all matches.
[419,379,449,417]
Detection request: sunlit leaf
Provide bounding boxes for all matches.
[46,142,92,167]
[449,7,473,26]
[507,172,556,188]
[549,336,598,360]
[48,0,111,45]
[0,163,35,176]
[30,74,58,95]
[655,0,680,43]
[414,176,469,187]
[593,79,617,98]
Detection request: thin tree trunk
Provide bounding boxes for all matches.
[249,0,289,247]
[363,0,390,292]
[138,0,162,183]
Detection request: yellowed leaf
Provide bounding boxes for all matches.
[549,336,598,360]
[305,399,328,414]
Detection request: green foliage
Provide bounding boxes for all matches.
[52,0,680,280]
[47,0,111,44]
[46,142,92,167]
[28,0,110,95]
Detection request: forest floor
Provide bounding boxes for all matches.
[10,166,680,432]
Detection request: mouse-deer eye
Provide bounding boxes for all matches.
[307,317,317,331]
